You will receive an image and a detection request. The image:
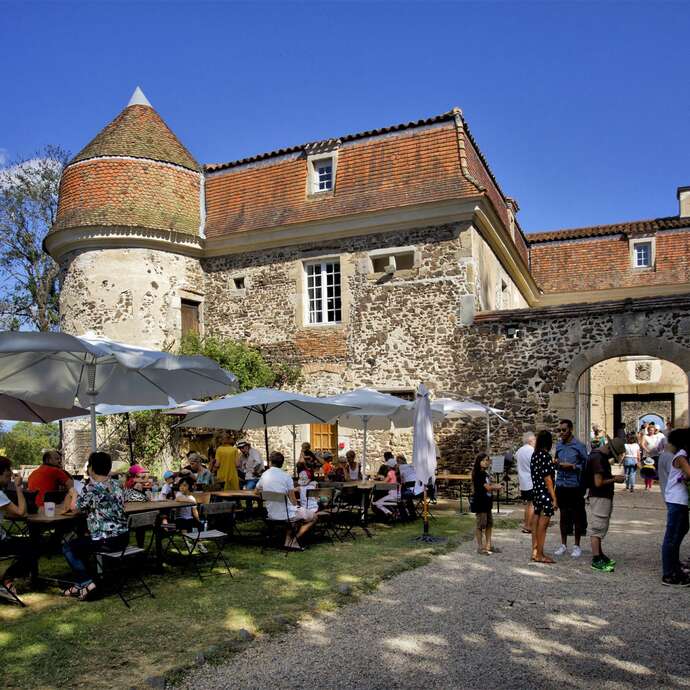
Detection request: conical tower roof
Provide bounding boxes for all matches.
[71,87,201,172]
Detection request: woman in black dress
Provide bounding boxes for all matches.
[530,430,558,563]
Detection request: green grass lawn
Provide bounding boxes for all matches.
[1,511,497,689]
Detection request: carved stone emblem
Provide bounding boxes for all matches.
[635,362,652,381]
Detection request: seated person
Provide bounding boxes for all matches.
[62,452,129,601]
[174,475,201,533]
[183,452,214,488]
[257,451,317,550]
[123,466,149,501]
[345,450,360,480]
[329,458,348,482]
[320,451,334,477]
[28,449,73,507]
[160,470,175,499]
[302,450,321,475]
[373,458,399,516]
[376,452,395,479]
[0,457,35,597]
[237,440,263,489]
[397,455,416,519]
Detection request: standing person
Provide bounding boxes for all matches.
[623,432,641,492]
[236,441,263,489]
[212,433,240,491]
[554,420,589,559]
[591,424,605,449]
[0,457,34,597]
[472,452,502,555]
[530,431,558,564]
[661,428,690,586]
[658,445,675,498]
[587,438,626,573]
[515,432,536,534]
[61,452,129,600]
[641,422,666,475]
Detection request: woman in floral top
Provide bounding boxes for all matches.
[62,452,128,600]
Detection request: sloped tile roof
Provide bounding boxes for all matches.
[528,216,690,243]
[72,104,201,172]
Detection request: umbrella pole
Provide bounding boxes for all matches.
[362,416,368,480]
[263,408,270,466]
[89,402,97,452]
[126,412,135,465]
[292,424,297,478]
[423,487,430,535]
[486,411,490,452]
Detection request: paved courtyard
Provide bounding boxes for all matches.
[179,488,689,690]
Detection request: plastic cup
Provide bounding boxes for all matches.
[44,501,56,518]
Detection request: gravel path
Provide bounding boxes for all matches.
[177,489,689,690]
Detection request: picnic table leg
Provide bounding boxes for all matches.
[154,520,165,573]
[28,523,42,587]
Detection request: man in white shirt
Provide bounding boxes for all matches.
[236,440,264,489]
[515,431,536,533]
[642,423,666,473]
[256,451,316,550]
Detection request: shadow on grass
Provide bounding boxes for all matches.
[1,513,479,690]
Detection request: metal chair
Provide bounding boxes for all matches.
[306,487,338,543]
[333,486,373,540]
[0,555,26,607]
[259,491,302,555]
[96,512,157,608]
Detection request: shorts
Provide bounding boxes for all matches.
[290,506,317,522]
[588,497,613,538]
[475,511,493,529]
[520,490,533,502]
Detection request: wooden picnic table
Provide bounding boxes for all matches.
[210,490,260,500]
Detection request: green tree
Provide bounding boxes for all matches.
[0,145,69,331]
[178,333,301,391]
[2,421,60,467]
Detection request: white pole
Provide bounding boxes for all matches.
[87,362,98,452]
[362,416,369,480]
[486,410,490,453]
[90,401,97,452]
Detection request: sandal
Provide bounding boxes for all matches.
[62,585,82,598]
[521,528,532,534]
[77,583,97,601]
[534,556,556,564]
[2,580,18,597]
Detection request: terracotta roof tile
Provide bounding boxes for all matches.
[528,216,690,243]
[72,104,201,172]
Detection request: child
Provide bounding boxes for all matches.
[623,432,641,492]
[160,470,175,499]
[174,476,200,533]
[472,452,502,555]
[640,457,656,491]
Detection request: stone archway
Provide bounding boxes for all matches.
[556,336,690,438]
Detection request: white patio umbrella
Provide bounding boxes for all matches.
[0,392,88,423]
[0,331,237,450]
[176,388,358,461]
[321,388,417,479]
[431,397,507,451]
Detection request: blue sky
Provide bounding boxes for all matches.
[1,1,688,232]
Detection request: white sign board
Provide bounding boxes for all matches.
[491,455,505,474]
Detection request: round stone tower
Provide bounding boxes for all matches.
[46,87,205,349]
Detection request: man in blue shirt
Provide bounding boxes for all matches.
[554,419,589,559]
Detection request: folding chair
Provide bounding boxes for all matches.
[334,486,373,540]
[260,491,302,555]
[306,487,338,543]
[96,512,156,608]
[0,554,26,607]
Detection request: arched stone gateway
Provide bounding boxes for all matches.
[460,294,690,454]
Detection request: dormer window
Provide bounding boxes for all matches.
[630,238,655,269]
[307,150,338,196]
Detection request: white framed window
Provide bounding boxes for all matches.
[630,238,654,269]
[305,260,342,324]
[307,152,337,195]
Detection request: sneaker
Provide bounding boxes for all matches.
[571,546,582,558]
[591,558,614,573]
[601,554,616,567]
[661,574,690,587]
[554,544,567,557]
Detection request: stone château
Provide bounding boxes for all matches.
[46,88,690,468]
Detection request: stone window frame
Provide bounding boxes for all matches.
[367,245,419,276]
[178,287,204,339]
[230,274,247,296]
[629,236,655,270]
[306,151,338,197]
[302,256,343,327]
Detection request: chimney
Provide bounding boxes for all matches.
[678,186,690,217]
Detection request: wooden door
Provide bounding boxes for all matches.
[181,299,200,337]
[310,423,338,456]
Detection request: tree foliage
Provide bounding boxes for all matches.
[178,333,301,391]
[0,145,69,331]
[0,421,60,467]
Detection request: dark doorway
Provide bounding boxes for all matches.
[613,393,675,436]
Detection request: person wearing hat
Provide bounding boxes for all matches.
[183,452,214,488]
[587,436,626,572]
[160,470,175,499]
[237,440,264,489]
